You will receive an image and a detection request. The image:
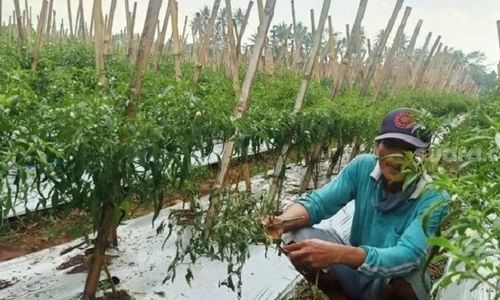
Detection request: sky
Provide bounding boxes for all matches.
[1,0,499,71]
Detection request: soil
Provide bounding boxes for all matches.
[0,152,279,263]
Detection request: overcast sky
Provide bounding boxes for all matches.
[2,0,499,71]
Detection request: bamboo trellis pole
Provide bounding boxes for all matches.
[332,0,368,98]
[373,6,412,100]
[236,1,253,59]
[154,0,171,70]
[206,0,278,236]
[290,0,299,70]
[170,0,181,81]
[180,15,188,53]
[225,0,240,94]
[32,0,48,71]
[0,0,3,35]
[93,0,105,86]
[24,0,31,40]
[360,0,403,97]
[13,0,27,58]
[104,0,117,54]
[393,18,422,93]
[193,0,221,83]
[78,0,85,38]
[268,0,331,203]
[67,0,73,36]
[46,0,53,36]
[414,35,441,88]
[125,0,163,119]
[497,20,500,86]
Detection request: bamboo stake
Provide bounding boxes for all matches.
[154,0,171,70]
[310,9,316,36]
[32,0,48,71]
[225,0,240,94]
[332,0,368,98]
[181,15,188,52]
[268,0,331,203]
[93,0,105,86]
[236,1,253,59]
[75,1,80,35]
[46,0,53,36]
[104,0,117,54]
[24,0,31,39]
[78,0,85,38]
[360,0,403,97]
[206,0,278,234]
[373,6,412,100]
[414,35,441,88]
[290,0,299,69]
[392,19,422,93]
[67,0,73,36]
[13,0,27,58]
[497,20,500,86]
[125,0,163,119]
[193,0,221,83]
[171,0,181,81]
[127,1,137,61]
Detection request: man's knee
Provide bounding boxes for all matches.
[282,227,319,244]
[283,226,345,245]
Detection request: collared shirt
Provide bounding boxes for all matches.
[297,154,450,278]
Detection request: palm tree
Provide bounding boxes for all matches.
[190,5,211,44]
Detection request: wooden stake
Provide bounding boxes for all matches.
[154,0,172,70]
[193,0,221,83]
[170,0,181,81]
[0,0,2,34]
[181,15,188,51]
[104,0,117,53]
[93,0,105,86]
[46,0,53,36]
[268,0,332,203]
[225,0,240,94]
[13,0,27,58]
[206,0,278,236]
[310,9,316,37]
[373,6,412,100]
[67,0,73,36]
[32,0,48,71]
[332,0,368,98]
[360,0,403,97]
[126,0,163,119]
[393,18,422,93]
[414,35,441,88]
[236,1,253,58]
[497,20,500,86]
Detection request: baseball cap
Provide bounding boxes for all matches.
[374,108,431,149]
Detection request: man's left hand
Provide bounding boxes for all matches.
[283,239,342,269]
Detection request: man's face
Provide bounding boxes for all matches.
[376,143,407,183]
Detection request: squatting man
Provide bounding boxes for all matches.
[263,108,449,300]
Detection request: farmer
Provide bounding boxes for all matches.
[263,108,449,300]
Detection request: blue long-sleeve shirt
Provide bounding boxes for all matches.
[297,154,449,278]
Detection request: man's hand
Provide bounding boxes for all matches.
[283,239,340,269]
[284,239,366,269]
[261,216,284,241]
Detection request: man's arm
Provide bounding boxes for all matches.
[264,156,364,238]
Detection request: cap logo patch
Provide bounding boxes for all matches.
[394,112,415,129]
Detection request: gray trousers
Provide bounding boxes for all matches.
[282,227,431,300]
